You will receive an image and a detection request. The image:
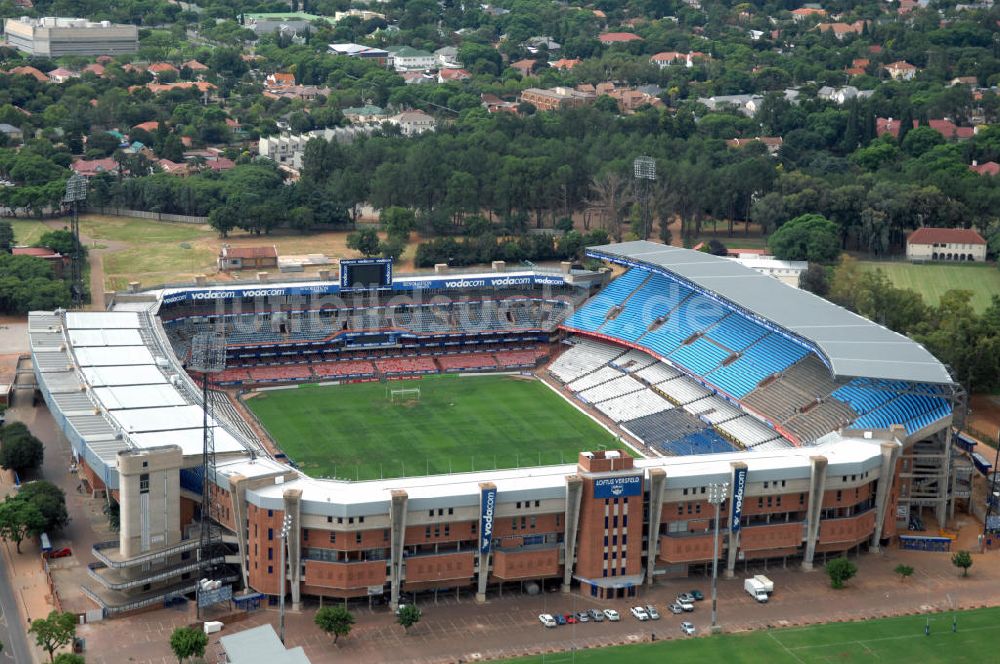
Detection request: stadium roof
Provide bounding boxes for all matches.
[587,241,953,385]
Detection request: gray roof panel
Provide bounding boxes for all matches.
[588,241,952,384]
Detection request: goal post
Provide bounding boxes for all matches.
[389,387,422,403]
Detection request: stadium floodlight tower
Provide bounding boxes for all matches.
[633,156,656,240]
[189,331,227,619]
[62,173,88,307]
[707,481,728,633]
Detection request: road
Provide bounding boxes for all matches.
[0,550,32,663]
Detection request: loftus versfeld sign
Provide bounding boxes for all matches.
[593,475,642,499]
[731,466,748,533]
[480,487,497,554]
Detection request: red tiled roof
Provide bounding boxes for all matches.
[598,32,643,43]
[907,228,986,246]
[133,121,161,132]
[148,62,179,74]
[8,66,48,82]
[970,161,999,176]
[13,246,60,258]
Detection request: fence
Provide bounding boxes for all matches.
[91,207,209,224]
[898,535,952,552]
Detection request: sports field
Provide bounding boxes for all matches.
[860,260,1000,312]
[245,374,619,480]
[508,607,1000,663]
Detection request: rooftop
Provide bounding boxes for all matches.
[907,227,986,245]
[587,241,953,384]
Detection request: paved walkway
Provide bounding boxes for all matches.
[75,541,1000,664]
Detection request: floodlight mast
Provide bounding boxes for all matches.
[63,174,88,307]
[632,156,656,240]
[190,331,227,618]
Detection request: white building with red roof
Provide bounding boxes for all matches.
[906,227,986,262]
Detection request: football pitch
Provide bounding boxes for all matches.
[860,260,1000,312]
[508,607,1000,663]
[244,374,619,480]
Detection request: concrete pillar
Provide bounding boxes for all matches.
[195,275,207,286]
[228,474,251,592]
[389,490,408,611]
[434,263,448,274]
[257,272,269,283]
[318,269,331,281]
[491,261,505,272]
[128,281,141,293]
[562,475,583,593]
[802,456,829,570]
[645,469,666,587]
[870,439,901,552]
[560,261,572,274]
[726,462,747,578]
[283,488,303,609]
[117,445,182,559]
[476,482,496,603]
[938,428,953,527]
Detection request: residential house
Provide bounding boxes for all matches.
[435,46,459,67]
[791,7,827,21]
[47,67,78,83]
[388,110,436,136]
[71,157,119,177]
[970,160,999,176]
[332,9,385,22]
[12,246,68,277]
[242,11,331,35]
[883,60,917,80]
[949,76,978,87]
[147,62,178,78]
[549,58,581,70]
[388,46,435,71]
[520,87,596,112]
[0,124,23,142]
[184,59,209,72]
[265,72,296,88]
[608,88,663,113]
[844,58,869,76]
[218,245,278,271]
[82,63,105,77]
[906,227,986,262]
[263,84,331,101]
[328,43,390,66]
[510,59,537,77]
[598,32,643,44]
[649,51,706,68]
[524,36,560,53]
[726,136,783,156]
[342,105,389,124]
[698,94,764,117]
[154,159,188,175]
[401,71,434,85]
[876,117,976,141]
[817,85,873,105]
[8,65,48,81]
[132,120,161,133]
[438,68,471,83]
[817,21,866,39]
[480,93,518,114]
[258,127,374,171]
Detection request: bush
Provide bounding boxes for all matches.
[18,481,69,532]
[0,424,44,474]
[825,556,857,589]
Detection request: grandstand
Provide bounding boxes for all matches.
[28,245,966,618]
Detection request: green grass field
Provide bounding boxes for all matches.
[244,375,620,480]
[860,260,1000,312]
[508,607,1000,663]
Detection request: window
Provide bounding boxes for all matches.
[511,518,517,531]
[535,500,540,507]
[556,515,561,527]
[303,529,309,541]
[337,517,343,524]
[448,508,453,515]
[425,526,431,538]
[268,528,274,541]
[529,517,536,529]
[516,502,522,509]
[836,490,842,501]
[359,516,365,523]
[268,548,273,561]
[683,488,689,496]
[329,532,336,544]
[438,508,444,516]
[327,516,332,523]
[356,532,362,544]
[267,509,274,518]
[429,510,434,517]
[267,565,273,575]
[139,473,149,493]
[444,524,450,536]
[348,517,354,525]
[384,529,389,541]
[520,516,526,530]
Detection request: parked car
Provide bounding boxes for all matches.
[690,589,704,601]
[576,611,590,623]
[588,608,605,622]
[677,592,696,604]
[564,613,577,624]
[630,606,650,621]
[668,603,684,614]
[604,609,621,622]
[48,547,72,559]
[539,614,557,628]
[676,599,695,612]
[645,605,660,620]
[681,621,696,635]
[555,614,567,626]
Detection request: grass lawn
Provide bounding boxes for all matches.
[860,260,1000,312]
[507,607,1000,663]
[9,219,48,246]
[244,374,619,480]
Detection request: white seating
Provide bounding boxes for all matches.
[549,337,625,383]
[684,395,742,424]
[611,349,658,373]
[656,376,711,405]
[596,389,672,422]
[717,415,780,446]
[567,366,624,393]
[636,362,681,385]
[578,375,645,404]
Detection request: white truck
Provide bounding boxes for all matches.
[744,575,773,603]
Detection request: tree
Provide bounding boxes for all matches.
[0,426,44,475]
[0,221,13,253]
[0,497,44,553]
[169,626,208,663]
[380,207,416,241]
[952,550,973,577]
[18,481,69,532]
[894,564,914,582]
[53,654,85,664]
[29,610,76,662]
[799,263,829,296]
[347,227,381,257]
[769,214,841,263]
[825,557,857,589]
[37,230,84,260]
[314,605,355,644]
[397,604,421,632]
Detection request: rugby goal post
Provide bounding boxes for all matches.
[389,387,422,403]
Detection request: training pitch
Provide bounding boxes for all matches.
[507,607,1000,663]
[245,374,617,480]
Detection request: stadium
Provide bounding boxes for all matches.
[28,240,970,617]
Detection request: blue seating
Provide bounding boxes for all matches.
[849,390,950,434]
[599,273,690,342]
[563,269,648,333]
[705,314,769,352]
[669,338,731,376]
[657,430,737,456]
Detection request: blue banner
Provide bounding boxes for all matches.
[339,257,393,291]
[593,475,642,499]
[731,466,748,533]
[480,487,497,554]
